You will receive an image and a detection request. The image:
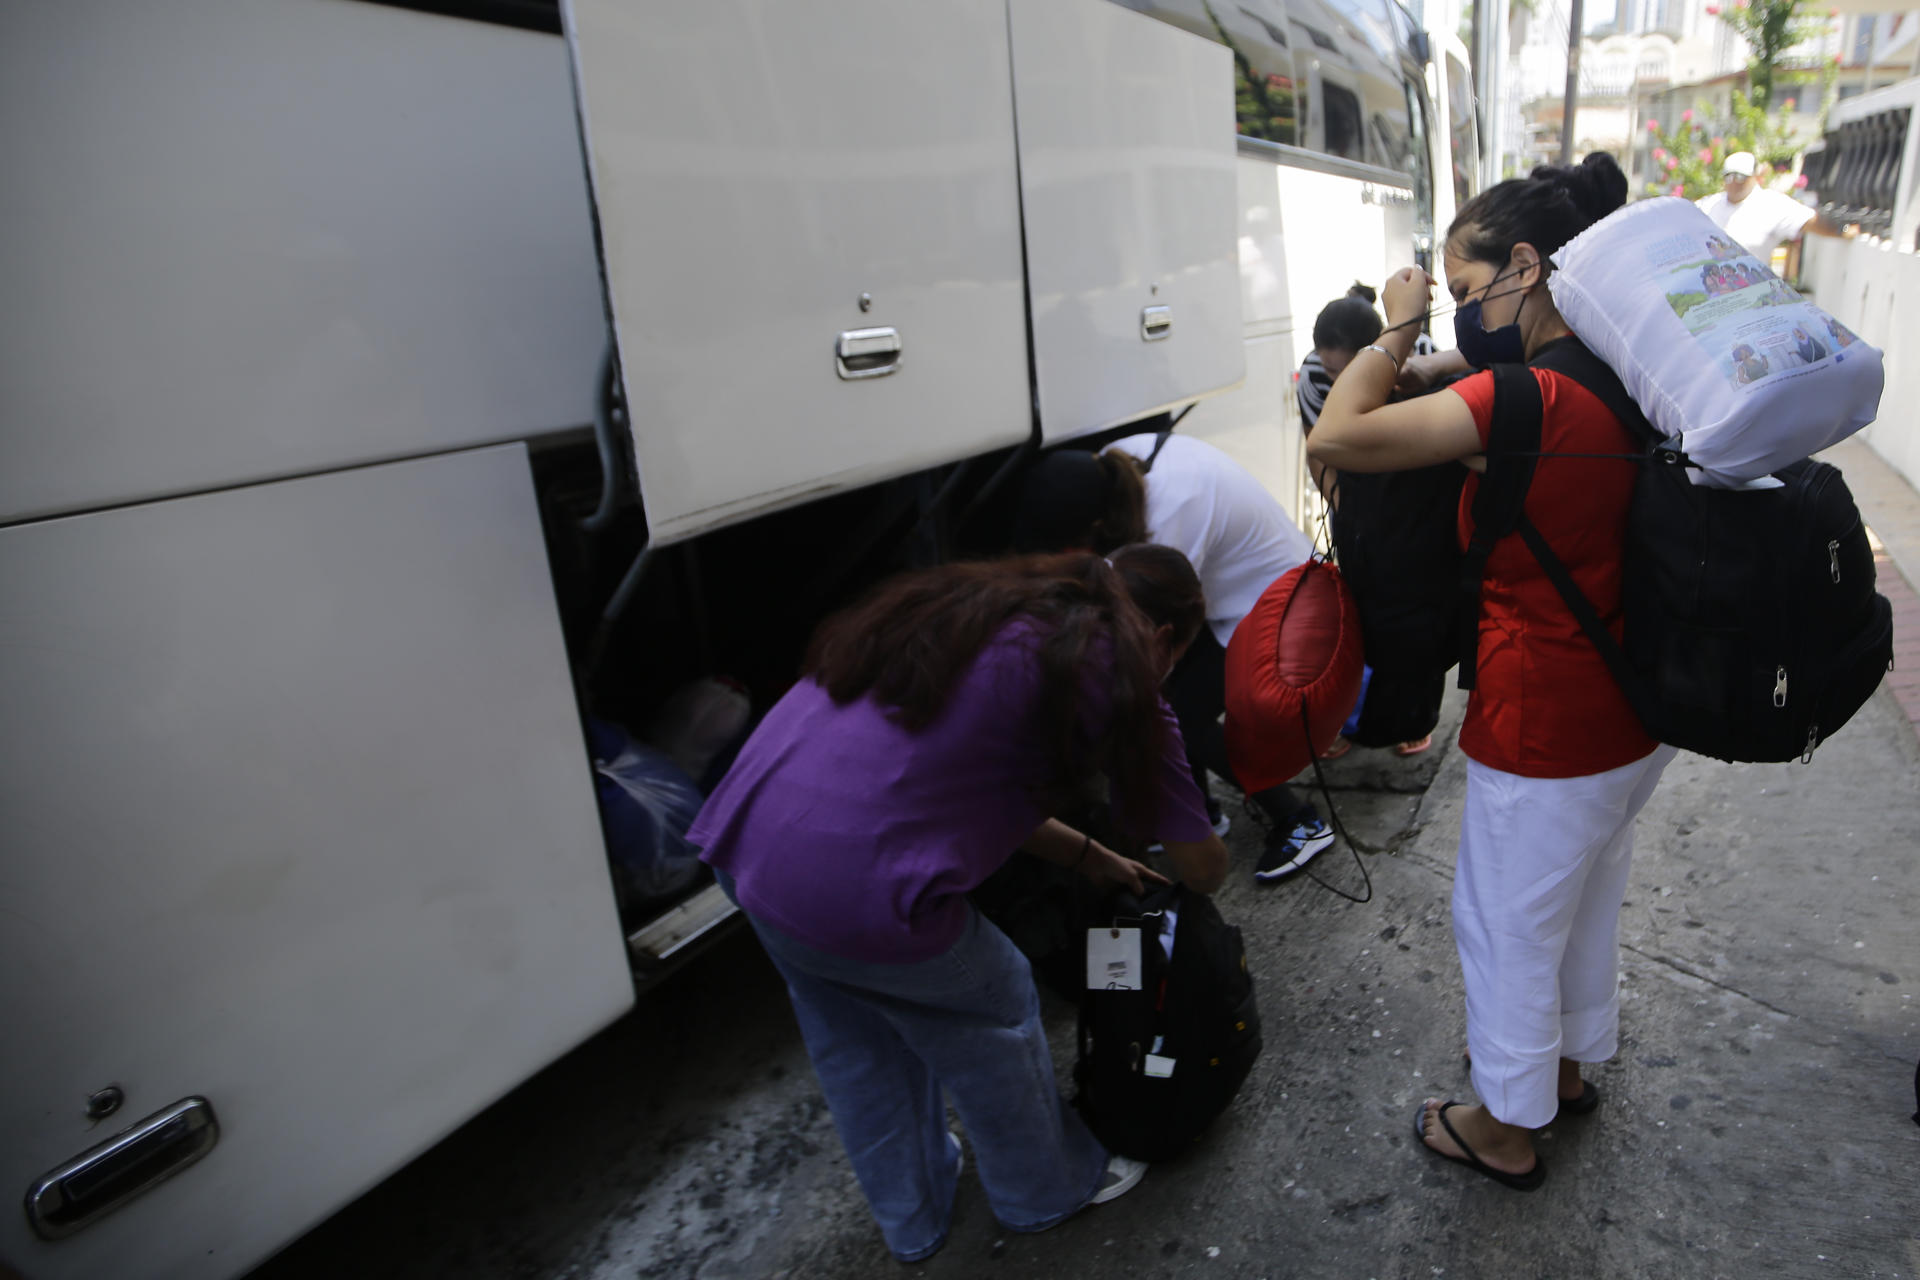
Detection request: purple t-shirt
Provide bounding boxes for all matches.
[690,622,1212,964]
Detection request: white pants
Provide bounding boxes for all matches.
[1454,745,1676,1128]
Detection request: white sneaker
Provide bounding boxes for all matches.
[1088,1155,1148,1204]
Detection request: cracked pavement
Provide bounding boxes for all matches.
[251,674,1920,1280]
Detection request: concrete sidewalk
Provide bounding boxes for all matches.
[252,447,1920,1280]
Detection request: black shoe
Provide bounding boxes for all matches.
[1253,816,1335,882]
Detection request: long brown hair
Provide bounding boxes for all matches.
[803,552,1173,817]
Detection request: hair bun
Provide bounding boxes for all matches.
[1528,152,1628,225]
[1346,281,1378,304]
[1570,152,1628,221]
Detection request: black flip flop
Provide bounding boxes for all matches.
[1413,1101,1547,1192]
[1555,1080,1601,1120]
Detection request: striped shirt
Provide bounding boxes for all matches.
[1296,332,1437,429]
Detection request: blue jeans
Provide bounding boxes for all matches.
[720,874,1107,1260]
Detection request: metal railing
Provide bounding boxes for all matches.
[1805,105,1912,243]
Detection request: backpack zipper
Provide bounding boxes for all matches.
[1828,539,1841,583]
[1773,666,1788,708]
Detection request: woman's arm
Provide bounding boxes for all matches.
[1309,269,1484,475]
[1396,347,1471,395]
[1026,818,1171,896]
[1157,834,1228,894]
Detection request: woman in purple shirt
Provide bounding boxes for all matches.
[692,546,1227,1261]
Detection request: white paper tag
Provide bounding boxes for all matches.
[1086,926,1142,991]
[1143,1054,1176,1079]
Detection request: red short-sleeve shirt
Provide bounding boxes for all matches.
[1449,368,1659,778]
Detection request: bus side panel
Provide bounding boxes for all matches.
[1181,153,1310,525]
[0,446,634,1280]
[565,0,1031,544]
[1273,168,1399,348]
[0,1,605,526]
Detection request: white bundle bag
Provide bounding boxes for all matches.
[1548,196,1883,486]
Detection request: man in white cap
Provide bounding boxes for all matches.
[1695,150,1855,265]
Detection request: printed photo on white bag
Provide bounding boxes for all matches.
[1642,227,1864,391]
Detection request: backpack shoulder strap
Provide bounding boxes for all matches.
[1530,337,1660,450]
[1456,363,1544,689]
[1459,339,1661,722]
[1509,515,1653,725]
[1139,428,1175,474]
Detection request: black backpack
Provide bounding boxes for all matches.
[1474,339,1894,764]
[1329,463,1464,746]
[1325,369,1481,748]
[1073,884,1262,1163]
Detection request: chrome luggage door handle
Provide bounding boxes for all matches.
[1141,306,1172,341]
[27,1097,220,1239]
[836,326,902,380]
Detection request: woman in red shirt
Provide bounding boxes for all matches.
[1308,152,1674,1191]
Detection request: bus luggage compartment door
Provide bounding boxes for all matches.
[0,446,634,1280]
[1009,0,1246,441]
[562,0,1032,545]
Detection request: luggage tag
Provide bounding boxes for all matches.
[1086,924,1143,991]
[1144,1033,1174,1077]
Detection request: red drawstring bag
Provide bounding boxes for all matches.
[1223,559,1364,792]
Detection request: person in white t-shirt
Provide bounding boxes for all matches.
[1694,151,1853,264]
[1011,435,1334,882]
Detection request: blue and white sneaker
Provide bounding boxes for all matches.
[1254,815,1335,882]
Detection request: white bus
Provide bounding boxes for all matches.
[0,3,1474,1277]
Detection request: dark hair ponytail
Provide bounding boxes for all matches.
[1448,151,1627,267]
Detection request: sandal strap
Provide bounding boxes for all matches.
[1435,1103,1540,1186]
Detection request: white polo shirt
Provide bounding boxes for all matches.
[1695,188,1817,260]
[1107,433,1313,649]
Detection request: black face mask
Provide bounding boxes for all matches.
[1451,263,1533,368]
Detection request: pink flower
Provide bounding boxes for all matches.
[1711,136,1725,147]
[1654,147,1669,161]
[1647,119,1661,132]
[1795,173,1810,188]
[1682,109,1694,122]
[1784,97,1797,110]
[1666,156,1680,170]
[1698,148,1713,162]
[1705,3,1719,12]
[1671,184,1685,196]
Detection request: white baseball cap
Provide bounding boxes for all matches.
[1722,151,1757,178]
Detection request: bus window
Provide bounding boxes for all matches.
[1297,0,1415,172]
[1447,51,1479,201]
[1106,2,1297,145]
[1218,3,1300,145]
[1322,80,1364,160]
